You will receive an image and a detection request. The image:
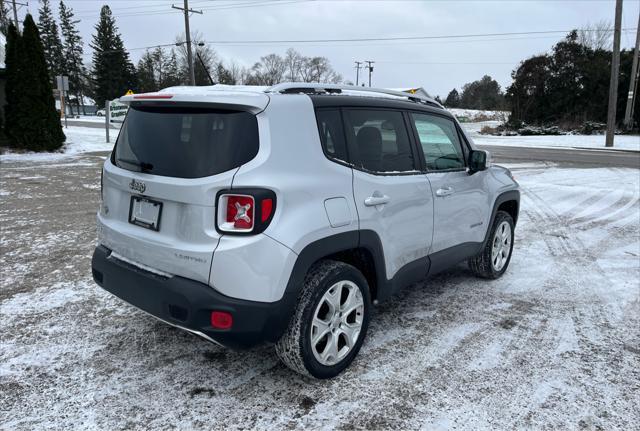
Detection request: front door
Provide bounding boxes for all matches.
[408,112,489,254]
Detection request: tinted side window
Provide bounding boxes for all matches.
[411,113,465,171]
[343,109,415,173]
[316,109,348,163]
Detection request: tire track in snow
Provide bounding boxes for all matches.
[520,186,584,257]
[572,187,639,229]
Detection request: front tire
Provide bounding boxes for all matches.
[468,210,515,279]
[275,260,371,379]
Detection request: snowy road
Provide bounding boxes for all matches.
[1,156,639,429]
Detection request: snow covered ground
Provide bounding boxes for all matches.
[448,108,509,122]
[1,155,638,429]
[462,121,640,152]
[0,127,114,163]
[70,115,107,123]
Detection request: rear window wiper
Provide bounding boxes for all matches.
[117,158,154,172]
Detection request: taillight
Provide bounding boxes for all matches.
[220,194,255,231]
[216,189,276,235]
[210,311,233,329]
[261,198,273,222]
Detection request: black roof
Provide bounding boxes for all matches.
[308,94,450,117]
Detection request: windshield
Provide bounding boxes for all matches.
[113,106,259,179]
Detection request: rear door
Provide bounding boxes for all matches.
[98,104,260,284]
[343,108,434,280]
[408,112,489,253]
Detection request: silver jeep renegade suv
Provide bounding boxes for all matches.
[91,83,519,378]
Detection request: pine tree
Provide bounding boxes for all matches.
[38,0,65,81]
[217,63,234,84]
[136,50,157,93]
[90,5,137,107]
[163,49,181,88]
[59,1,87,114]
[4,23,22,143]
[444,89,460,108]
[137,47,183,92]
[0,1,12,34]
[6,15,65,151]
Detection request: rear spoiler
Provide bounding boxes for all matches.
[119,90,270,114]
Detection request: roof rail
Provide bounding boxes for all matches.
[264,82,443,108]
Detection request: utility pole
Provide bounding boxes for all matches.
[365,60,374,87]
[11,0,28,29]
[354,61,362,86]
[623,12,640,131]
[605,0,623,148]
[11,0,18,27]
[172,0,202,86]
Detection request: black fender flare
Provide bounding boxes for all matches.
[282,230,386,299]
[277,230,387,326]
[482,189,520,247]
[281,229,416,310]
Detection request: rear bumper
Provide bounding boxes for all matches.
[91,245,296,349]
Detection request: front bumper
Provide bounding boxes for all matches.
[91,245,295,349]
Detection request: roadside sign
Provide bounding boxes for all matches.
[109,98,128,123]
[125,89,134,95]
[56,75,69,92]
[56,76,69,128]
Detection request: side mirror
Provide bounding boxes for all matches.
[469,150,489,173]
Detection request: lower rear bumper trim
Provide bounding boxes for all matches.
[91,245,296,349]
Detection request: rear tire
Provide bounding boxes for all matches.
[275,260,371,379]
[468,210,515,279]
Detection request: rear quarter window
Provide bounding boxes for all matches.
[316,109,349,163]
[113,106,259,179]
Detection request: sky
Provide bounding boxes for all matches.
[13,0,640,97]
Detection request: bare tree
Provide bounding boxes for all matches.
[200,48,342,86]
[284,48,303,81]
[250,53,286,85]
[578,20,613,51]
[299,56,342,83]
[226,60,248,85]
[298,57,316,83]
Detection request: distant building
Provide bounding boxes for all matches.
[389,87,432,99]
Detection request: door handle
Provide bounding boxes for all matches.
[436,187,454,197]
[364,195,390,206]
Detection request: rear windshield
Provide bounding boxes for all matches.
[113,106,259,178]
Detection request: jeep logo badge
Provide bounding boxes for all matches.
[129,179,146,194]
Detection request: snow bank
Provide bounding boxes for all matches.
[0,126,114,162]
[448,108,509,122]
[462,121,640,151]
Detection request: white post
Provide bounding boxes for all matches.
[105,100,110,143]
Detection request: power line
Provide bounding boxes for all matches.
[78,28,638,58]
[201,28,638,45]
[376,61,518,65]
[71,0,213,14]
[74,0,312,19]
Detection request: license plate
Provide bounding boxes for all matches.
[129,196,162,231]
